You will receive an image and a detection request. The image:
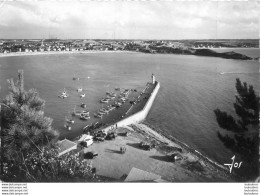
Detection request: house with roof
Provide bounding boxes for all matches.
[124,167,167,182]
[57,139,77,156]
[78,134,93,147]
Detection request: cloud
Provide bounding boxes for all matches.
[0,1,259,39]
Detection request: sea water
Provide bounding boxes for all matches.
[0,51,259,166]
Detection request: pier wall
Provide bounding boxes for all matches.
[103,81,160,132]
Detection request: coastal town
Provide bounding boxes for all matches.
[0,39,258,54]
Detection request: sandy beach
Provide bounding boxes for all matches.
[82,123,234,182]
[0,50,134,58]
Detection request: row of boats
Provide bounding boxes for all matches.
[94,89,132,119]
[62,77,137,131]
[94,104,117,119]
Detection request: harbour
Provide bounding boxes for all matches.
[0,51,259,170]
[62,73,159,140]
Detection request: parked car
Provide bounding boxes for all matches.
[168,153,182,162]
[106,132,117,140]
[139,142,152,150]
[94,136,105,142]
[84,152,98,159]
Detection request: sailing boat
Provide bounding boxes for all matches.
[80,94,86,98]
[59,88,69,98]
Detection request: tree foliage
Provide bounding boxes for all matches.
[1,144,97,182]
[214,78,259,179]
[1,70,59,161]
[1,70,96,182]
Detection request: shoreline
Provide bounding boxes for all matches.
[129,122,237,180]
[140,122,230,172]
[0,50,135,58]
[85,123,234,181]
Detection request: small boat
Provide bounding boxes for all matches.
[114,101,122,107]
[80,94,86,98]
[81,110,90,115]
[60,94,69,99]
[100,98,109,103]
[83,125,90,131]
[108,106,116,111]
[81,103,87,108]
[94,113,102,118]
[77,87,83,92]
[65,116,75,124]
[80,114,90,120]
[99,108,109,114]
[64,123,71,131]
[105,96,112,100]
[93,122,100,129]
[99,110,107,114]
[59,88,69,98]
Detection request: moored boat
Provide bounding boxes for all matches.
[65,116,75,124]
[80,114,90,120]
[59,88,69,98]
[80,94,86,98]
[94,113,102,118]
[100,98,109,103]
[77,87,83,92]
[81,103,87,108]
[64,123,71,131]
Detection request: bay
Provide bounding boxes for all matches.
[0,51,259,165]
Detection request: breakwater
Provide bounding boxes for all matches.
[102,81,160,132]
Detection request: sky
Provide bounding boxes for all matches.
[0,1,259,40]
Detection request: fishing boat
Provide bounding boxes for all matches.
[81,110,90,115]
[99,108,109,114]
[80,114,90,120]
[108,106,116,111]
[59,88,69,99]
[64,123,71,131]
[65,116,75,124]
[94,113,102,118]
[98,110,107,115]
[81,103,87,108]
[80,94,86,98]
[114,101,122,107]
[99,110,107,114]
[83,125,90,131]
[100,98,109,103]
[77,87,83,92]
